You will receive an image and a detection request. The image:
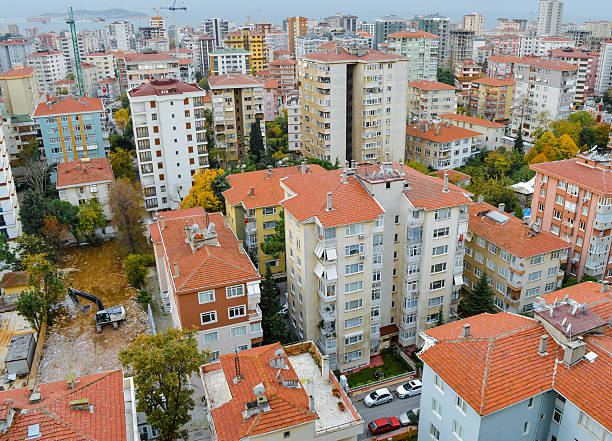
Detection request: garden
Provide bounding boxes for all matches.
[345,347,414,389]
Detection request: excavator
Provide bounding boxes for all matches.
[67,288,126,333]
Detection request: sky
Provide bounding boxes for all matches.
[3,0,612,29]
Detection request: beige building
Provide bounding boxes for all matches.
[464,199,569,313]
[280,164,471,371]
[298,44,409,164]
[440,113,506,152]
[82,51,116,81]
[209,73,265,164]
[0,66,40,116]
[462,13,485,36]
[407,80,457,122]
[469,76,515,122]
[26,50,67,95]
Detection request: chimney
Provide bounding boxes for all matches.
[462,323,471,338]
[498,202,505,212]
[442,172,449,192]
[249,186,255,197]
[321,355,330,382]
[477,195,484,204]
[326,192,332,211]
[601,281,609,293]
[160,216,166,230]
[173,263,180,277]
[538,335,548,355]
[563,339,586,366]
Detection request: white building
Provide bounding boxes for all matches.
[26,50,67,95]
[0,119,20,240]
[596,41,612,95]
[104,21,135,51]
[209,49,251,77]
[440,113,506,152]
[82,51,116,80]
[294,34,330,59]
[519,36,575,57]
[265,31,290,62]
[201,18,230,48]
[285,96,301,152]
[128,79,208,212]
[462,13,484,36]
[0,39,35,73]
[537,0,564,36]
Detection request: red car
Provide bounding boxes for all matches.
[368,417,401,435]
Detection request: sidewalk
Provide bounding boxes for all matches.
[145,267,174,333]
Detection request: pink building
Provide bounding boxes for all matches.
[486,55,525,79]
[489,34,521,57]
[263,79,280,121]
[530,152,612,281]
[549,48,600,105]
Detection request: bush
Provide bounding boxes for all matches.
[137,289,152,310]
[123,254,149,289]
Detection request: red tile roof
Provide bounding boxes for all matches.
[56,158,114,188]
[388,31,439,39]
[207,343,318,441]
[542,37,572,42]
[27,50,61,56]
[0,66,35,79]
[472,76,515,86]
[399,165,473,210]
[440,113,506,128]
[530,157,612,195]
[128,78,202,97]
[407,80,457,91]
[406,122,481,143]
[303,48,405,63]
[0,370,127,440]
[0,271,30,288]
[431,169,472,183]
[149,208,259,292]
[517,58,579,71]
[121,52,176,62]
[549,48,596,59]
[209,73,263,88]
[468,201,569,258]
[264,78,278,89]
[487,55,525,63]
[224,165,326,210]
[32,96,104,117]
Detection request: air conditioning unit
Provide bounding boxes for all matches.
[359,235,365,239]
[582,197,588,203]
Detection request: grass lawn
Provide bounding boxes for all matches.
[345,350,411,388]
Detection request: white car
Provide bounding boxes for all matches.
[364,388,393,407]
[398,408,420,427]
[396,379,422,398]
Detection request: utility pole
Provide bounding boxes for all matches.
[67,7,84,97]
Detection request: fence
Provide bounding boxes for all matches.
[27,320,47,388]
[372,426,418,441]
[347,371,416,396]
[147,303,156,334]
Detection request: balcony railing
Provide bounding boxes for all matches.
[318,304,336,322]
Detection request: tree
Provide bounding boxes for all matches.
[19,190,49,235]
[123,254,149,289]
[462,271,495,316]
[113,107,131,132]
[119,329,209,441]
[513,130,525,155]
[469,176,521,214]
[436,68,454,86]
[259,265,290,344]
[48,199,79,238]
[15,291,46,333]
[532,110,552,139]
[76,199,107,242]
[41,216,64,256]
[13,234,52,269]
[180,169,226,212]
[568,111,596,129]
[406,159,429,174]
[249,117,265,163]
[484,150,511,177]
[550,119,580,145]
[260,210,285,259]
[22,160,50,196]
[594,124,611,152]
[0,235,17,270]
[109,179,146,254]
[210,172,230,214]
[18,137,40,166]
[553,134,578,160]
[120,93,130,109]
[197,77,209,91]
[110,147,136,181]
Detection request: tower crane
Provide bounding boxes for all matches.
[66,7,84,97]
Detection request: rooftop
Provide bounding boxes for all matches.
[209,73,263,88]
[431,169,472,183]
[56,157,114,188]
[487,55,525,63]
[0,66,35,79]
[128,78,202,97]
[406,121,481,143]
[302,47,406,63]
[0,271,30,289]
[472,76,515,87]
[210,48,251,55]
[440,113,506,128]
[517,57,579,71]
[407,80,457,91]
[388,30,439,39]
[32,96,104,117]
[121,52,177,63]
[530,155,612,195]
[549,48,597,59]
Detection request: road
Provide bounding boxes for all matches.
[354,392,421,440]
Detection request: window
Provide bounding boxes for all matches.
[198,290,215,304]
[474,267,482,277]
[344,349,362,362]
[431,262,447,274]
[430,280,445,291]
[555,195,564,205]
[373,253,382,264]
[523,421,530,435]
[373,234,383,246]
[263,220,276,229]
[250,322,262,333]
[203,332,218,343]
[344,332,363,346]
[498,266,508,278]
[486,259,496,271]
[455,395,468,414]
[578,411,608,440]
[525,287,540,297]
[430,424,440,441]
[231,325,247,338]
[345,299,363,311]
[345,244,364,256]
[434,373,444,392]
[200,311,217,324]
[371,307,380,318]
[226,285,244,298]
[428,296,443,307]
[262,207,276,215]
[551,250,560,259]
[488,243,499,255]
[283,431,290,439]
[465,246,472,257]
[475,252,484,264]
[372,289,381,301]
[500,250,510,262]
[433,227,449,238]
[558,180,566,190]
[373,271,381,282]
[345,224,365,236]
[452,420,464,440]
[477,236,486,248]
[228,305,246,319]
[345,316,363,329]
[496,282,505,294]
[435,209,450,220]
[552,408,562,424]
[530,255,544,265]
[345,263,364,275]
[432,245,448,256]
[528,271,542,281]
[432,397,442,418]
[494,297,504,309]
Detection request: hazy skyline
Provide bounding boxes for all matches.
[4,0,612,29]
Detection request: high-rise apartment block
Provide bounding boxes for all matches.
[286,96,302,151]
[82,52,116,80]
[407,80,457,122]
[103,21,135,51]
[0,119,20,240]
[373,15,407,49]
[387,31,439,82]
[0,39,34,73]
[265,31,289,62]
[223,30,268,74]
[281,163,470,371]
[116,52,179,93]
[268,59,297,98]
[202,18,230,48]
[416,14,451,67]
[193,35,215,77]
[537,0,564,36]
[549,48,599,105]
[462,13,485,36]
[294,34,330,59]
[298,45,408,164]
[128,79,208,212]
[209,73,265,163]
[468,77,515,122]
[287,17,308,53]
[0,66,39,116]
[26,50,67,95]
[583,20,612,39]
[595,41,612,95]
[449,30,475,64]
[208,49,251,77]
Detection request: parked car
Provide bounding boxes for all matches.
[396,379,422,398]
[368,417,401,435]
[398,408,420,427]
[364,388,393,407]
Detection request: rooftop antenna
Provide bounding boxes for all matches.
[233,346,242,383]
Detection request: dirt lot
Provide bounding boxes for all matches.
[37,241,150,383]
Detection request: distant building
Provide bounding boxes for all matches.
[26,50,67,95]
[416,14,451,67]
[201,18,230,48]
[262,79,280,121]
[449,29,475,64]
[287,16,308,53]
[373,15,407,49]
[468,76,515,122]
[103,21,135,51]
[208,48,251,77]
[0,66,40,116]
[223,30,268,74]
[0,119,20,239]
[387,30,439,82]
[0,39,35,73]
[462,13,484,36]
[453,59,483,91]
[440,113,506,152]
[595,41,612,95]
[537,0,564,36]
[407,80,458,122]
[116,52,179,94]
[549,48,600,105]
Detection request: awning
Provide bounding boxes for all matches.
[325,266,338,281]
[247,282,261,296]
[454,275,464,286]
[313,243,324,259]
[314,262,325,278]
[325,248,337,261]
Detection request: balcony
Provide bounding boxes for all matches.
[250,328,263,339]
[510,258,526,274]
[584,259,605,277]
[318,285,337,302]
[318,336,337,354]
[593,209,612,231]
[249,304,262,322]
[319,302,336,322]
[507,277,523,290]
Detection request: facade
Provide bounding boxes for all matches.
[265,31,289,62]
[97,78,120,103]
[128,79,208,212]
[263,79,279,121]
[373,15,407,49]
[549,48,600,105]
[287,16,308,53]
[440,113,506,152]
[488,35,521,57]
[103,21,135,51]
[519,36,575,58]
[453,59,483,91]
[223,30,268,74]
[449,30,475,64]
[26,50,67,95]
[202,18,230,48]
[223,164,325,274]
[82,51,116,80]
[583,21,612,39]
[201,342,362,441]
[209,49,251,77]
[537,0,564,36]
[56,157,114,219]
[407,80,457,122]
[511,59,578,141]
[595,41,612,95]
[463,200,568,313]
[32,96,107,165]
[294,34,330,58]
[298,45,409,164]
[0,120,20,240]
[468,77,515,122]
[486,55,525,79]
[418,283,611,441]
[387,31,439,82]
[462,13,484,36]
[149,208,262,355]
[406,121,481,170]
[195,35,215,76]
[209,73,265,163]
[116,52,179,93]
[530,152,612,281]
[0,39,34,73]
[417,14,451,67]
[286,96,302,151]
[269,59,297,98]
[0,66,40,116]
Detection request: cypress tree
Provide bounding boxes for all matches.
[463,271,495,316]
[248,117,265,163]
[513,131,525,156]
[259,265,290,344]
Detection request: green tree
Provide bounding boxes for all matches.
[48,199,79,239]
[19,190,49,236]
[484,150,511,177]
[579,127,596,149]
[259,265,290,344]
[110,147,136,181]
[260,210,285,259]
[0,235,17,270]
[120,93,130,109]
[123,254,149,289]
[198,77,209,91]
[18,137,40,165]
[119,329,209,441]
[406,159,430,174]
[210,172,230,214]
[15,291,46,333]
[76,199,107,242]
[462,271,495,316]
[13,234,52,269]
[594,124,611,152]
[550,119,580,145]
[513,131,525,155]
[436,68,454,86]
[109,179,147,254]
[249,117,265,163]
[567,111,595,129]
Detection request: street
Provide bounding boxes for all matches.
[353,392,421,440]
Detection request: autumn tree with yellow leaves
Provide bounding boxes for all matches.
[180,169,227,213]
[525,131,578,165]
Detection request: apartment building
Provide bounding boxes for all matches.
[81,63,98,98]
[373,15,407,50]
[549,48,599,105]
[116,52,179,94]
[194,35,215,76]
[406,121,481,170]
[269,58,297,98]
[518,36,575,58]
[511,58,578,141]
[265,31,289,62]
[202,18,230,48]
[26,50,67,95]
[0,119,21,239]
[468,77,515,122]
[287,16,308,53]
[386,31,439,82]
[298,45,408,164]
[486,55,524,79]
[583,20,612,39]
[488,35,521,57]
[0,66,39,116]
[128,79,208,212]
[453,59,483,91]
[595,41,612,95]
[32,96,107,165]
[537,0,564,36]
[263,79,279,121]
[463,200,568,313]
[407,80,457,122]
[82,51,116,80]
[201,342,362,441]
[449,30,475,65]
[280,164,470,371]
[462,13,484,36]
[440,113,505,152]
[103,21,135,51]
[0,39,34,72]
[223,164,325,274]
[223,30,268,74]
[209,73,265,163]
[208,49,251,77]
[418,281,611,441]
[286,96,302,151]
[417,14,451,67]
[294,34,330,58]
[530,152,612,281]
[56,157,114,219]
[150,208,262,355]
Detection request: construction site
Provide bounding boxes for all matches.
[37,241,150,383]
